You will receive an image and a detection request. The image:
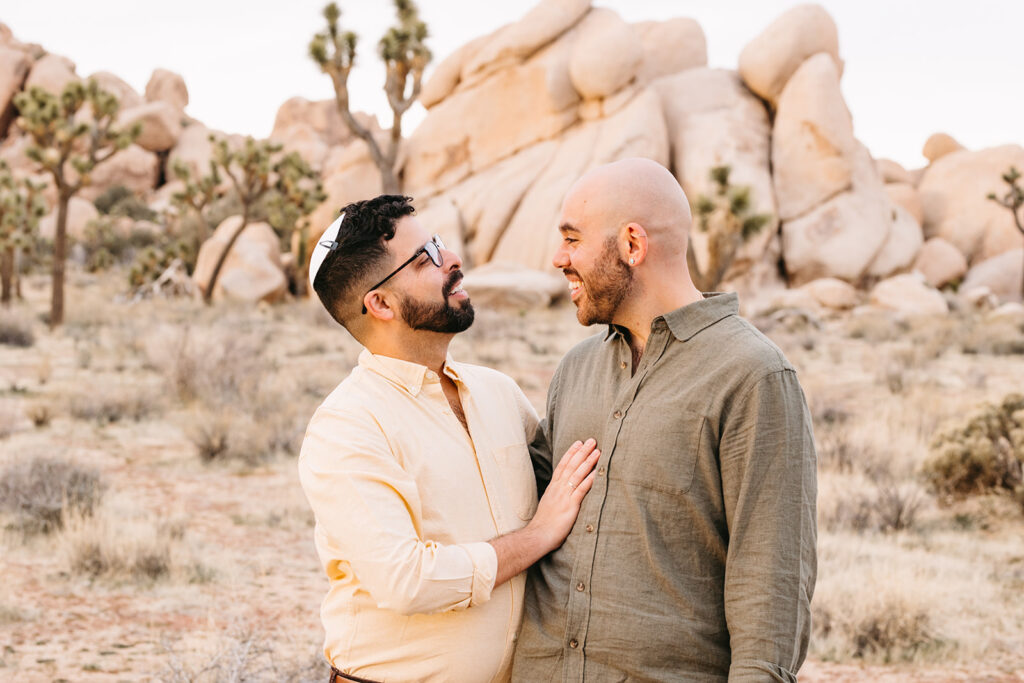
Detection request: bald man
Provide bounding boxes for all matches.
[511,159,817,682]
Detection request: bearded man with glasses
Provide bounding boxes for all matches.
[298,194,600,683]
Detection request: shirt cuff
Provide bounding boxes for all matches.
[728,660,797,683]
[462,541,498,607]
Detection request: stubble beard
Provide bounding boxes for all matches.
[573,239,634,326]
[398,270,476,333]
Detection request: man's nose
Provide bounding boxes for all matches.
[442,246,462,272]
[552,244,569,269]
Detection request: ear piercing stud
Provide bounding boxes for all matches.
[629,258,635,265]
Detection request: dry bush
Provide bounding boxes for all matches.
[25,401,53,428]
[0,457,105,533]
[923,393,1024,497]
[184,397,306,466]
[60,509,212,584]
[0,309,34,347]
[0,403,16,439]
[843,311,908,343]
[961,319,1024,356]
[162,626,327,683]
[819,475,924,534]
[66,382,163,424]
[815,597,941,664]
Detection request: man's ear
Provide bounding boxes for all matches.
[363,290,396,321]
[623,222,649,266]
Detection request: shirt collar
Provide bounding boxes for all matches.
[604,292,739,343]
[357,348,460,396]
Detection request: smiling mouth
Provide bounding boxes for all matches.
[445,272,467,298]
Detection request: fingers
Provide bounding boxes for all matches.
[553,438,597,481]
[570,448,600,486]
[572,469,598,502]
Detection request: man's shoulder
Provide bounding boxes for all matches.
[711,314,793,378]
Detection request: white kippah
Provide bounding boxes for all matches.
[308,212,345,292]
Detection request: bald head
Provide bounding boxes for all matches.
[560,158,692,261]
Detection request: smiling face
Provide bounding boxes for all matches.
[553,198,635,327]
[381,215,474,333]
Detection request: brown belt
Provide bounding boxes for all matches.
[330,665,380,683]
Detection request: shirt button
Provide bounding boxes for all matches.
[598,466,606,476]
[620,361,627,369]
[585,524,594,533]
[576,581,585,592]
[613,410,622,419]
[569,639,579,649]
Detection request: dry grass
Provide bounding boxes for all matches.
[162,626,327,683]
[0,308,35,347]
[65,381,164,424]
[0,456,105,534]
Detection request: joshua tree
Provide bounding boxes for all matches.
[170,158,222,268]
[14,80,139,327]
[986,166,1024,299]
[201,137,323,303]
[265,152,325,296]
[688,165,774,292]
[0,161,47,306]
[309,0,431,193]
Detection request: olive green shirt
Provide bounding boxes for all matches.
[511,293,817,683]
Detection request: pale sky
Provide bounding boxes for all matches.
[3,1,1022,170]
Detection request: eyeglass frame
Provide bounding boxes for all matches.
[359,234,446,314]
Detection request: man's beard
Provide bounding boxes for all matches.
[398,270,475,333]
[568,238,634,326]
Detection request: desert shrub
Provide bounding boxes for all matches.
[821,479,923,533]
[146,326,266,406]
[61,512,200,583]
[184,403,302,465]
[94,184,158,221]
[25,401,53,428]
[66,383,162,424]
[0,404,16,439]
[815,599,941,663]
[923,393,1024,497]
[79,216,162,272]
[0,309,34,347]
[844,311,908,343]
[961,319,1024,355]
[0,457,105,533]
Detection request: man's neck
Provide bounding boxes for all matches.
[614,278,704,363]
[365,331,453,377]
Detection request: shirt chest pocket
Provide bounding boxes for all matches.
[493,443,539,522]
[611,410,705,495]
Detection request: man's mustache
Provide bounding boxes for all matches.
[443,270,464,296]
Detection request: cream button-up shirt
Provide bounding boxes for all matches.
[298,349,539,683]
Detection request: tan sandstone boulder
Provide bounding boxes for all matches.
[918,144,1024,263]
[89,71,143,109]
[304,163,384,258]
[866,206,924,278]
[800,277,859,310]
[39,196,98,241]
[568,8,642,100]
[25,54,79,94]
[876,158,911,185]
[883,182,923,225]
[632,18,707,84]
[460,0,591,81]
[271,122,329,170]
[653,68,776,281]
[168,123,215,178]
[119,101,182,152]
[145,68,188,111]
[414,196,466,263]
[420,34,493,109]
[869,274,948,315]
[913,237,968,288]
[0,46,31,133]
[79,144,160,201]
[271,97,378,147]
[738,4,841,106]
[193,217,286,303]
[922,132,965,163]
[461,261,566,309]
[961,249,1024,303]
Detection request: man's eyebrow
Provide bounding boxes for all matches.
[559,223,580,234]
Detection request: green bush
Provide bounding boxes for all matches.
[93,185,157,221]
[923,394,1024,497]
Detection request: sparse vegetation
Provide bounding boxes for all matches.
[986,166,1024,299]
[0,308,34,347]
[0,457,105,533]
[923,393,1024,498]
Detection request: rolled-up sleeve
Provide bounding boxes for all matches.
[719,369,818,683]
[298,406,498,616]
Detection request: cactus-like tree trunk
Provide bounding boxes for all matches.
[50,190,70,327]
[202,207,249,304]
[0,246,13,306]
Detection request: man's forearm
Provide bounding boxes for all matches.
[488,525,555,587]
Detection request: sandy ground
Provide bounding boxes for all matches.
[1,271,1023,682]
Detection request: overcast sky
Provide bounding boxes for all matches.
[4,1,1021,170]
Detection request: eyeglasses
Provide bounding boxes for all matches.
[362,234,446,314]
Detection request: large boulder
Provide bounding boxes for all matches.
[460,0,591,80]
[632,18,707,84]
[414,196,466,263]
[922,132,964,163]
[167,123,214,178]
[25,53,79,94]
[402,33,579,196]
[304,162,384,258]
[869,274,948,315]
[119,101,182,152]
[0,46,31,134]
[568,8,642,100]
[876,158,912,185]
[271,97,378,147]
[79,144,160,201]
[865,206,923,278]
[420,34,493,109]
[39,196,98,241]
[89,71,143,109]
[461,261,566,309]
[961,249,1024,303]
[738,4,841,106]
[144,68,188,111]
[883,182,923,224]
[653,68,776,280]
[772,53,856,220]
[913,237,968,288]
[799,277,859,310]
[271,122,328,170]
[491,87,668,270]
[193,217,286,303]
[918,144,1024,263]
